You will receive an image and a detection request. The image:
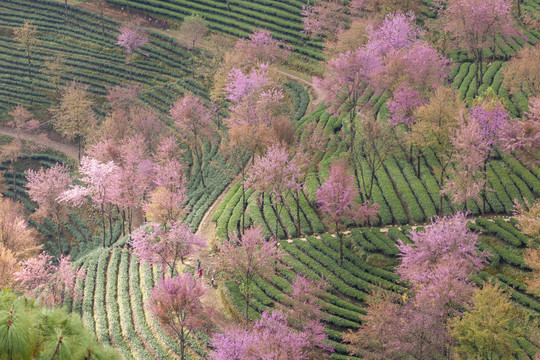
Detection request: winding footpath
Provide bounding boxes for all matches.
[0,126,79,163]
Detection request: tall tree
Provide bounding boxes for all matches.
[170,93,215,189]
[215,226,283,326]
[500,96,540,168]
[245,143,302,238]
[443,0,518,94]
[149,273,213,360]
[502,44,539,98]
[302,0,350,41]
[131,221,206,277]
[59,157,120,246]
[443,112,490,211]
[14,253,86,307]
[346,213,486,359]
[144,136,187,224]
[316,160,378,265]
[14,21,40,84]
[408,87,465,214]
[211,309,329,360]
[178,15,208,49]
[116,24,148,81]
[0,197,38,287]
[51,81,96,161]
[43,54,67,100]
[26,164,73,253]
[449,282,523,359]
[8,104,38,135]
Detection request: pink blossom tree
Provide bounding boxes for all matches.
[144,136,188,224]
[302,0,350,41]
[14,253,86,307]
[215,226,283,326]
[316,160,378,266]
[149,273,213,360]
[115,135,155,234]
[387,83,426,127]
[211,310,327,360]
[131,221,206,278]
[500,96,540,168]
[396,213,486,288]
[116,24,149,80]
[59,156,120,247]
[443,0,519,94]
[234,30,290,64]
[284,275,332,359]
[25,164,73,253]
[170,93,215,189]
[364,11,420,58]
[8,105,39,135]
[245,143,302,238]
[442,113,490,211]
[346,213,486,359]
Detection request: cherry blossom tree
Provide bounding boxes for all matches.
[284,275,332,359]
[211,310,328,360]
[14,253,86,307]
[396,213,486,288]
[316,160,378,265]
[232,30,289,64]
[114,136,155,234]
[116,24,148,80]
[145,136,188,224]
[170,93,216,189]
[59,156,120,246]
[500,96,540,168]
[215,226,283,326]
[26,163,73,252]
[443,113,490,211]
[225,64,288,160]
[347,213,486,359]
[9,105,38,135]
[302,0,350,41]
[502,44,540,98]
[51,81,96,161]
[443,0,518,94]
[131,221,206,277]
[150,273,213,360]
[245,143,302,238]
[387,83,426,127]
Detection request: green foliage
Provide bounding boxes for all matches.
[0,289,119,360]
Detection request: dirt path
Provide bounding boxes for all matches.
[275,68,325,115]
[183,170,248,331]
[0,127,79,163]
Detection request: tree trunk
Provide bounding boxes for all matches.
[99,2,105,37]
[125,0,131,21]
[101,208,106,247]
[337,223,343,266]
[416,148,421,178]
[241,176,246,234]
[50,336,63,360]
[64,0,69,26]
[482,159,488,214]
[78,135,81,162]
[368,172,375,201]
[180,333,185,360]
[517,0,521,17]
[245,293,250,327]
[295,192,301,236]
[108,214,113,246]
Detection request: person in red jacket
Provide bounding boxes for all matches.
[198,267,203,278]
[163,20,166,30]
